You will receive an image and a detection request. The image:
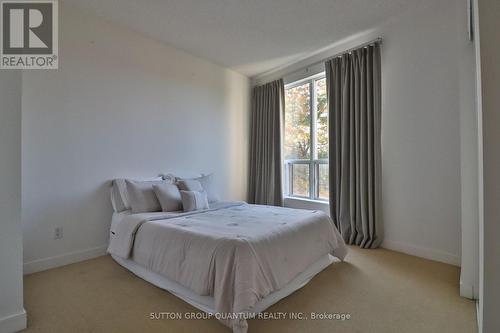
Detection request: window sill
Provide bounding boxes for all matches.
[283,196,330,216]
[284,196,329,204]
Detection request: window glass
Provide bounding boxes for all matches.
[315,78,328,159]
[284,82,311,160]
[284,75,329,201]
[292,164,310,197]
[317,163,329,200]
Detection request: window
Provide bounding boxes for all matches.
[284,74,329,201]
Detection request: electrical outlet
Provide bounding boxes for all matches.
[54,227,63,240]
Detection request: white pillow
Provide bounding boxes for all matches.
[161,173,179,183]
[111,176,163,212]
[162,172,201,180]
[125,179,165,213]
[153,183,182,212]
[177,179,203,192]
[177,174,219,203]
[180,190,209,212]
[110,180,128,212]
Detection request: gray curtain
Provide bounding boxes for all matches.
[325,43,382,248]
[248,79,285,206]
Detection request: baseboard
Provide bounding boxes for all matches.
[460,279,476,299]
[0,309,26,333]
[381,239,460,266]
[476,300,481,333]
[24,245,107,275]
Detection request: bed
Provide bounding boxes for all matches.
[108,182,347,333]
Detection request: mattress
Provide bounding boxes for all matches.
[111,253,337,315]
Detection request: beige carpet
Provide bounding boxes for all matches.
[23,247,477,333]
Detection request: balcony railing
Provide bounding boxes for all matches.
[284,159,329,201]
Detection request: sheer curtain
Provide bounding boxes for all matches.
[248,79,285,206]
[325,43,383,248]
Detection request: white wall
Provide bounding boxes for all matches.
[0,71,26,332]
[476,0,500,331]
[21,4,251,273]
[380,0,474,267]
[459,0,480,299]
[256,0,475,266]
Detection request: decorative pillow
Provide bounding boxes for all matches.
[161,173,177,183]
[180,190,209,212]
[163,172,201,181]
[177,174,219,203]
[177,179,204,192]
[153,183,183,212]
[125,180,164,213]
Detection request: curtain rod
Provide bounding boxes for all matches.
[254,37,383,86]
[302,37,383,72]
[332,37,382,58]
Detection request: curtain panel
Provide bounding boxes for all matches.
[325,43,383,248]
[248,79,285,206]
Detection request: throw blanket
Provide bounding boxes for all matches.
[108,202,347,332]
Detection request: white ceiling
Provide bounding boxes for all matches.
[63,0,424,77]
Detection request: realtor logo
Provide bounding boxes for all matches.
[1,0,58,69]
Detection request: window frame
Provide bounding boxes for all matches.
[284,72,328,202]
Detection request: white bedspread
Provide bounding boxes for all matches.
[108,202,347,333]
